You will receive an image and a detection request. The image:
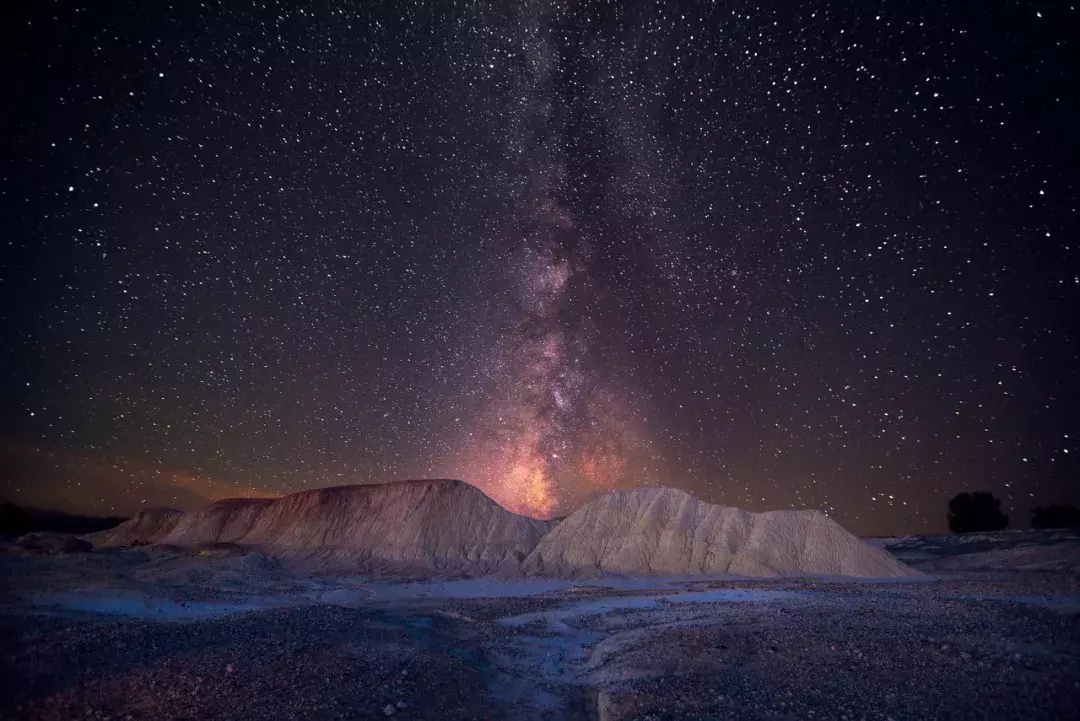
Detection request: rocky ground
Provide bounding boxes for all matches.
[0,542,1078,720]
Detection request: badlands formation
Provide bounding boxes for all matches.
[93,480,913,578]
[9,481,1080,721]
[521,487,911,577]
[97,480,552,574]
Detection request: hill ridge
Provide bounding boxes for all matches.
[94,481,915,578]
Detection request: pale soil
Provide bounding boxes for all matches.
[0,542,1078,720]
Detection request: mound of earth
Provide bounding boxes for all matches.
[92,483,914,579]
[150,480,554,574]
[521,487,915,578]
[92,508,184,547]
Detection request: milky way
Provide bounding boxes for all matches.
[450,2,650,516]
[2,1,1077,532]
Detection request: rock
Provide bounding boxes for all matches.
[383,703,396,716]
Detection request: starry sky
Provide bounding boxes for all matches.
[2,0,1077,533]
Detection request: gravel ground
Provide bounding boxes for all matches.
[1,551,1078,720]
[580,593,1080,720]
[1,606,497,721]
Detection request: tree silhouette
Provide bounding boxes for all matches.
[947,491,1009,533]
[0,501,31,537]
[1031,504,1080,530]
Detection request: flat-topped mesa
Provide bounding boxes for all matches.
[158,479,553,573]
[520,487,916,578]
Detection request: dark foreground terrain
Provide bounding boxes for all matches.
[0,540,1078,720]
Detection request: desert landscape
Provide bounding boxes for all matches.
[6,0,1076,718]
[2,481,1078,721]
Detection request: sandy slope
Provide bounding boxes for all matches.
[98,480,553,574]
[91,508,184,547]
[521,487,914,578]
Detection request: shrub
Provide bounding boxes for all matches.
[947,491,1009,533]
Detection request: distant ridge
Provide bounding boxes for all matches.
[0,501,126,537]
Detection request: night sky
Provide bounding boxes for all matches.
[2,1,1077,533]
